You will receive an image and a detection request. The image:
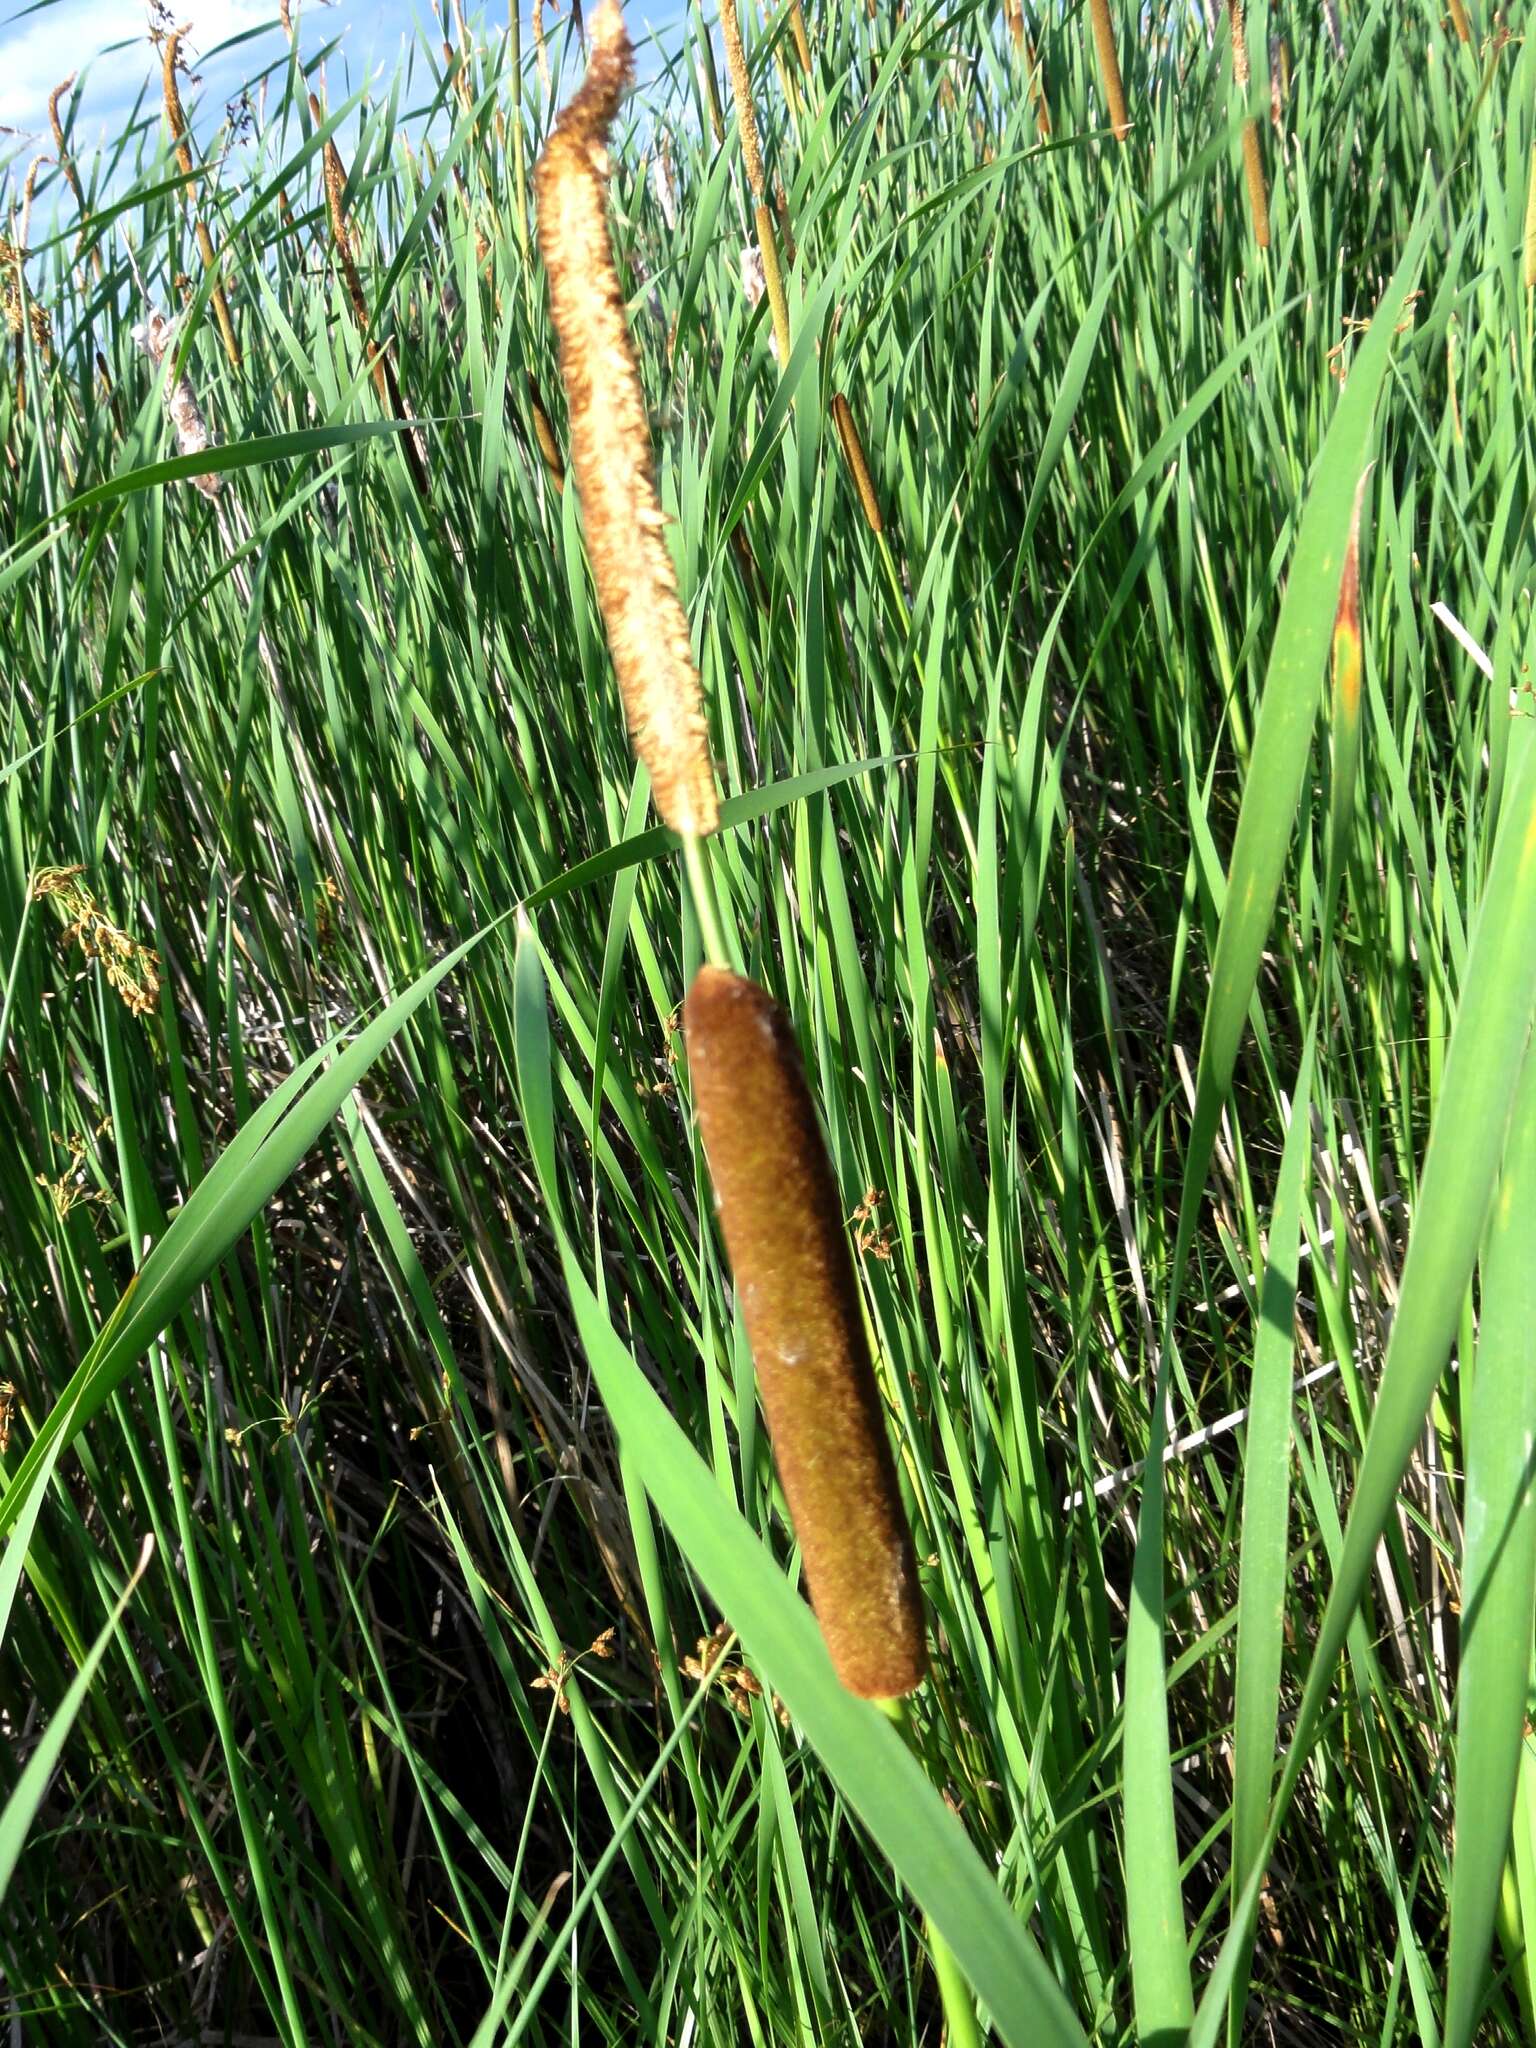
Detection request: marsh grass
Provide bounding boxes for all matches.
[2,1,1535,2043]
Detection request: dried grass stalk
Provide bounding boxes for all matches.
[535,0,718,838]
[684,967,927,1700]
[1087,0,1130,141]
[162,28,241,369]
[133,306,222,499]
[831,394,883,535]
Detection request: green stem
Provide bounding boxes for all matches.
[876,1696,987,2047]
[682,830,731,970]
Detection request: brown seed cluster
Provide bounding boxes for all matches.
[32,866,162,1019]
[535,0,719,838]
[683,967,926,1700]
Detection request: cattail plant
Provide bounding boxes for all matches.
[48,76,101,278]
[1228,0,1270,249]
[1087,0,1131,141]
[831,393,884,536]
[534,0,719,839]
[161,27,241,369]
[1524,143,1536,292]
[719,0,793,366]
[309,91,433,501]
[684,967,927,1700]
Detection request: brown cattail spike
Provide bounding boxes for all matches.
[831,394,884,535]
[683,968,927,1700]
[1087,0,1130,141]
[719,0,766,199]
[787,0,813,74]
[535,1,719,838]
[1228,1,1269,248]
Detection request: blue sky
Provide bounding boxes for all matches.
[1,0,686,153]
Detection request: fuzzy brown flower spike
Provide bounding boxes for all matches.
[684,967,927,1700]
[535,0,719,839]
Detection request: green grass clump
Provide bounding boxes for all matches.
[2,1,1536,2042]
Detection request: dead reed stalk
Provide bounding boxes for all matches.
[133,305,222,498]
[1087,0,1130,141]
[534,0,718,838]
[161,28,241,368]
[684,967,927,1700]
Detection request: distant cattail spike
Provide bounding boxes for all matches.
[1227,6,1268,247]
[684,967,927,1700]
[310,92,432,501]
[1087,0,1130,140]
[535,0,719,838]
[1446,0,1472,41]
[719,0,767,199]
[1240,120,1270,246]
[48,76,101,277]
[831,394,884,535]
[162,29,241,369]
[787,0,813,75]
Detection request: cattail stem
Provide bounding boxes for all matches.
[1524,143,1536,292]
[1087,0,1130,141]
[683,967,927,1701]
[162,29,241,369]
[681,831,730,968]
[878,1696,984,2048]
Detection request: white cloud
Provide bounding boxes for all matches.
[1,0,286,135]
